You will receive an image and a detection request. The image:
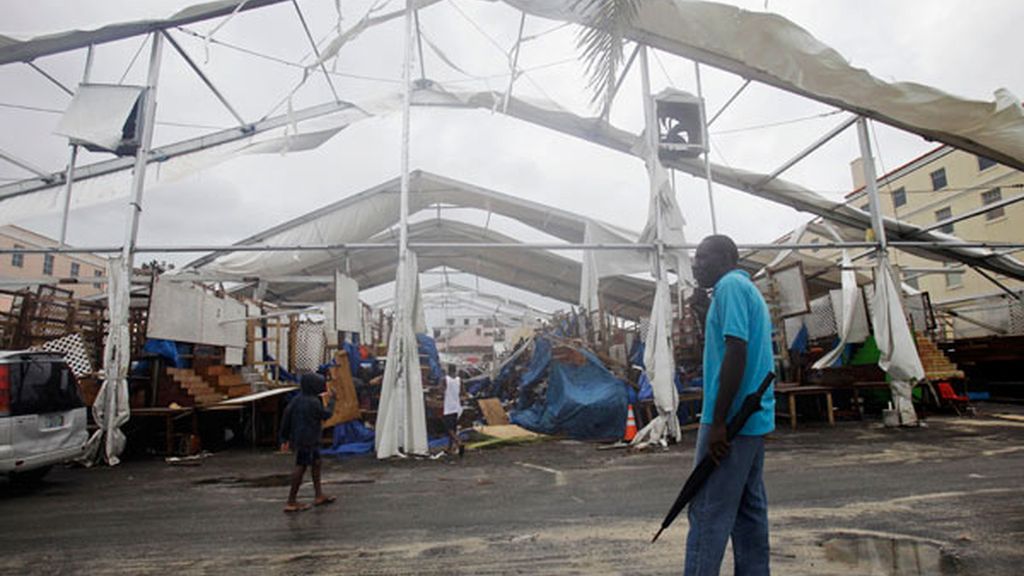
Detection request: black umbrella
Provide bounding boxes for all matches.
[651,372,776,543]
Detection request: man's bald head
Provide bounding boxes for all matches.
[693,235,739,288]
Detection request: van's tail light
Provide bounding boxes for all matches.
[0,365,9,415]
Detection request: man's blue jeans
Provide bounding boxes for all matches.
[684,425,770,575]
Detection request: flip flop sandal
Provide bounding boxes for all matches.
[283,503,311,513]
[314,496,337,507]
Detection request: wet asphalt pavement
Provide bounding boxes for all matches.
[1,403,1022,575]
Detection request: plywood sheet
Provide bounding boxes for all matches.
[474,424,541,440]
[324,351,360,427]
[148,278,247,347]
[477,397,509,426]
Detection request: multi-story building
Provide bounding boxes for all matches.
[848,147,1023,300]
[0,225,108,311]
[789,146,1023,337]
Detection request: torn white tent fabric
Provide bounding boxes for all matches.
[334,272,362,333]
[375,251,428,458]
[225,217,658,320]
[633,116,693,284]
[631,277,680,446]
[504,0,1024,171]
[0,170,133,227]
[812,250,857,370]
[579,222,600,311]
[585,219,648,277]
[438,87,1024,282]
[579,219,648,311]
[0,104,376,226]
[187,171,642,277]
[54,84,145,152]
[872,255,924,425]
[84,257,131,465]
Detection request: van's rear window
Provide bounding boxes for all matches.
[10,358,84,415]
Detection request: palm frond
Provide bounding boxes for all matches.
[573,0,640,111]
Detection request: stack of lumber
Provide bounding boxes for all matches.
[197,364,253,399]
[166,367,226,405]
[915,334,965,380]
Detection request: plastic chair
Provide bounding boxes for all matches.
[936,381,970,416]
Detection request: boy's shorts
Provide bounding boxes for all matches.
[443,413,458,433]
[295,447,322,466]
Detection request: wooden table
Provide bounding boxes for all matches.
[775,384,835,431]
[131,407,196,454]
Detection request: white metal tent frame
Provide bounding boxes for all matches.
[3,0,1024,454]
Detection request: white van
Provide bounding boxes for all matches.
[0,350,89,481]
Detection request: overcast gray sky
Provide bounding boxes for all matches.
[2,0,1022,312]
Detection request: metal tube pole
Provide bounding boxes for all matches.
[162,31,247,127]
[695,63,718,234]
[601,43,640,121]
[59,45,94,247]
[501,11,527,114]
[16,240,1024,256]
[122,33,163,264]
[856,117,887,253]
[0,148,50,178]
[399,0,413,263]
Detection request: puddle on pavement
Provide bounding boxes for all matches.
[195,474,291,488]
[820,533,960,575]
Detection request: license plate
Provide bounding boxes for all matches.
[42,414,64,429]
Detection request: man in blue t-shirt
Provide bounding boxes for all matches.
[685,235,774,575]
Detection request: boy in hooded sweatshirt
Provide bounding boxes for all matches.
[280,372,336,512]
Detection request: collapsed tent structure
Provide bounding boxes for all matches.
[1,0,1022,461]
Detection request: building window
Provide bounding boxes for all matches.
[70,262,80,277]
[892,187,907,208]
[935,207,953,234]
[945,264,963,289]
[930,168,947,190]
[93,269,103,289]
[982,187,1004,221]
[977,155,997,171]
[463,319,470,326]
[43,254,54,275]
[446,318,455,326]
[11,244,24,268]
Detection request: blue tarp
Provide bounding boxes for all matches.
[342,341,361,377]
[142,338,189,368]
[510,340,627,441]
[519,337,551,391]
[629,339,645,368]
[417,334,444,385]
[322,420,375,456]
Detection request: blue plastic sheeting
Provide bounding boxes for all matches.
[466,375,495,397]
[511,343,627,441]
[343,341,361,377]
[322,420,375,456]
[638,372,653,401]
[789,324,809,353]
[428,430,470,450]
[142,338,189,368]
[629,339,645,368]
[417,334,444,385]
[519,337,552,391]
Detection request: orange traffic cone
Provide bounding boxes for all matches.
[624,404,638,441]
